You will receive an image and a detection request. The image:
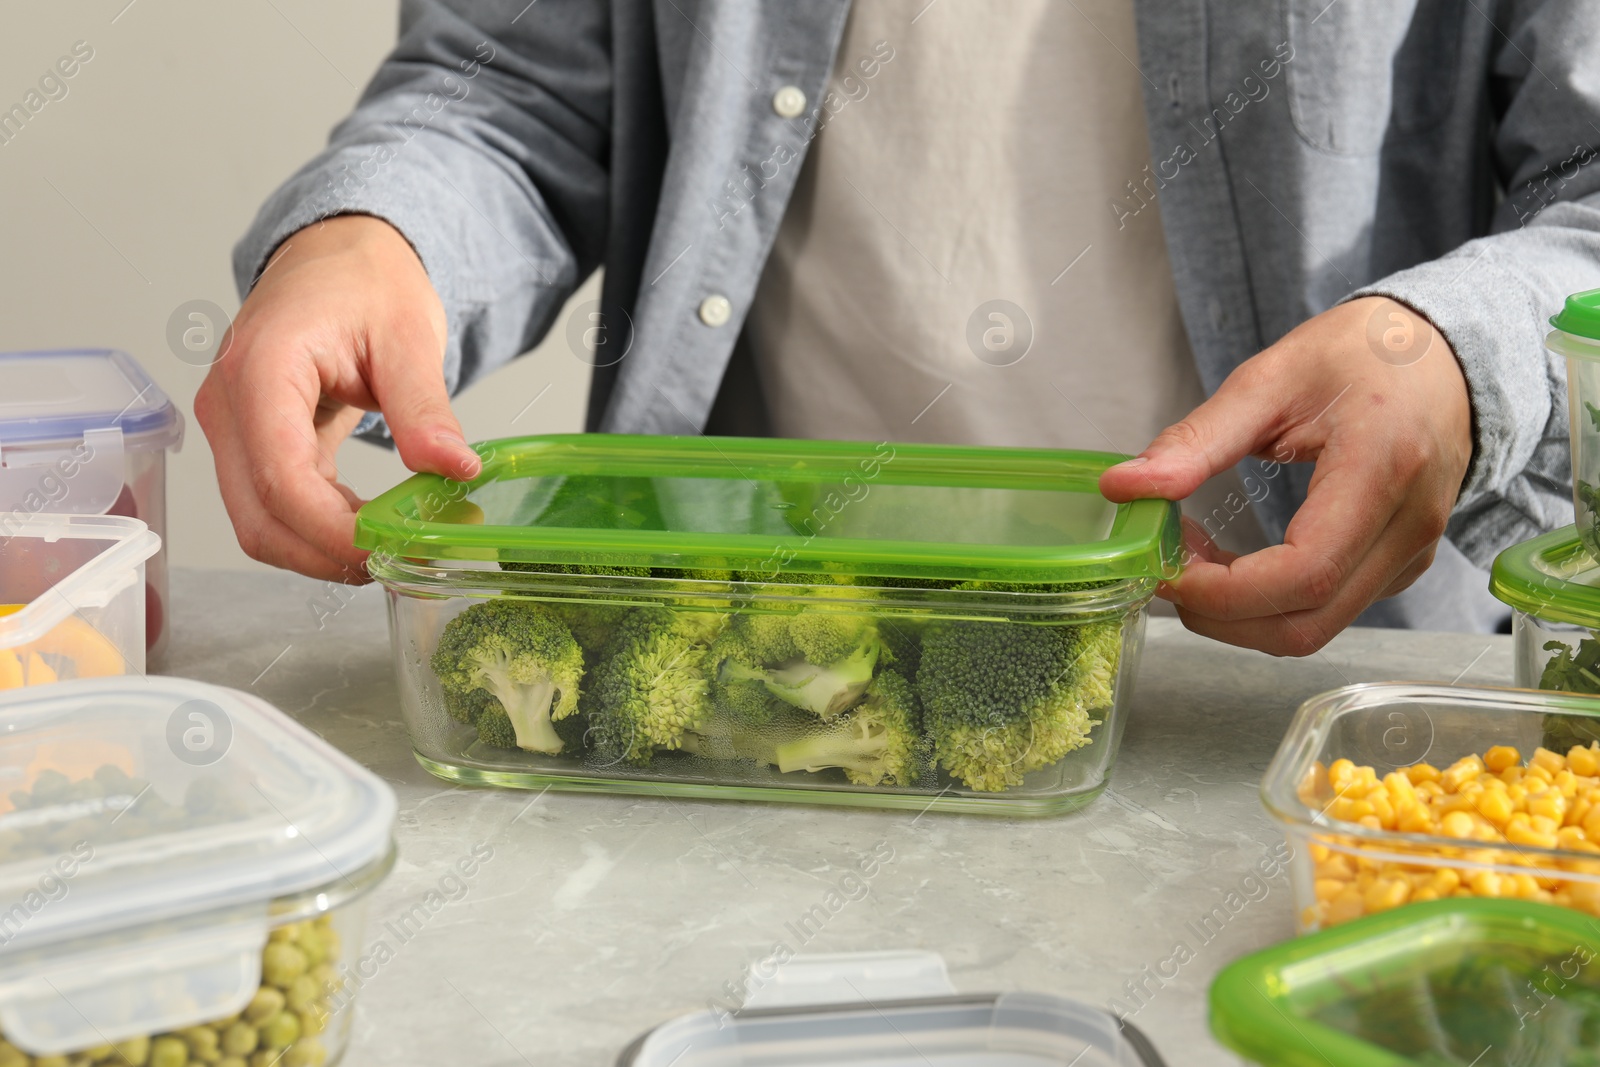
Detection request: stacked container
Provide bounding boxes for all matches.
[0,676,396,1066]
[355,433,1180,816]
[0,350,183,661]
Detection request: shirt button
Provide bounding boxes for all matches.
[772,85,807,119]
[698,294,733,327]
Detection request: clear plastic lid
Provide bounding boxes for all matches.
[0,349,183,448]
[0,676,396,1053]
[618,952,1166,1066]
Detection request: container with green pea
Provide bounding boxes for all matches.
[0,677,397,1067]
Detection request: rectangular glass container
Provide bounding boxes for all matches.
[1262,682,1600,932]
[356,434,1180,816]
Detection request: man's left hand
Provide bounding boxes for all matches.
[1099,296,1473,657]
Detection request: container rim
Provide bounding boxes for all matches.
[352,433,1183,585]
[0,514,160,648]
[1260,681,1600,869]
[1490,524,1600,629]
[366,555,1158,619]
[0,348,183,448]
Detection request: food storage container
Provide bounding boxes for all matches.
[1262,682,1600,932]
[0,514,159,688]
[620,951,1168,1066]
[0,676,397,1066]
[1211,897,1600,1067]
[1491,523,1600,708]
[355,433,1179,816]
[1551,287,1600,559]
[0,350,184,661]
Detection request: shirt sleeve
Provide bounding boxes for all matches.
[1344,0,1600,569]
[231,0,611,442]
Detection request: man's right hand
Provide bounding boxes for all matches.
[195,215,482,581]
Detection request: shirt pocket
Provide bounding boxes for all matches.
[1281,0,1426,156]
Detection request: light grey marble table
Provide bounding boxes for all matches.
[162,569,1514,1066]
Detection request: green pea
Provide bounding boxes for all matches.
[217,1059,247,1067]
[242,988,284,1025]
[220,1023,257,1058]
[279,1040,325,1067]
[284,974,321,1015]
[259,1012,299,1051]
[261,943,308,988]
[37,1054,71,1067]
[82,1046,115,1062]
[295,929,323,968]
[111,1035,151,1066]
[247,1052,276,1067]
[149,1036,188,1067]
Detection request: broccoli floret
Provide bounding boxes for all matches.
[917,618,1121,792]
[444,685,497,726]
[499,563,654,656]
[477,705,591,752]
[774,669,927,786]
[430,600,584,755]
[586,608,728,765]
[712,611,880,720]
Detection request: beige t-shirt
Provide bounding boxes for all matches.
[747,0,1264,554]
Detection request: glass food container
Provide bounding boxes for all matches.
[620,951,1168,1067]
[0,514,159,688]
[0,350,185,662]
[1211,897,1600,1067]
[1551,288,1600,559]
[1491,524,1600,716]
[1262,682,1600,933]
[0,676,397,1067]
[355,434,1180,817]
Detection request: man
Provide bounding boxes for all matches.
[198,0,1600,655]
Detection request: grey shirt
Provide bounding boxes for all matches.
[235,0,1600,589]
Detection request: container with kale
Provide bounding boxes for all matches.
[1550,288,1600,560]
[1490,525,1600,751]
[356,434,1179,816]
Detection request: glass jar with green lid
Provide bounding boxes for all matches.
[354,433,1181,816]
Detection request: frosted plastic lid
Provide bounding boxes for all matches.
[0,677,396,1053]
[618,952,1167,1066]
[0,349,182,447]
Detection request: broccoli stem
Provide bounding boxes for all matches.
[486,676,565,754]
[775,724,886,775]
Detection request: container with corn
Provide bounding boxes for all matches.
[1262,683,1600,931]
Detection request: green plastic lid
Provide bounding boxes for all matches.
[1551,287,1600,343]
[1210,898,1600,1067]
[353,434,1180,584]
[1489,524,1600,628]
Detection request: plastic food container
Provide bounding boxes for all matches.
[1211,897,1600,1066]
[0,514,159,688]
[0,676,397,1066]
[355,434,1179,816]
[1262,682,1600,932]
[0,350,184,661]
[1550,288,1600,559]
[619,951,1167,1066]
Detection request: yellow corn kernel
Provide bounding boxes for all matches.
[1370,795,1396,828]
[1309,842,1331,863]
[1529,791,1568,824]
[1532,747,1567,774]
[1406,763,1440,784]
[1411,887,1440,903]
[1326,887,1367,925]
[1417,780,1445,797]
[1469,870,1504,897]
[1531,814,1561,836]
[1583,806,1600,841]
[1364,878,1410,912]
[1500,765,1526,786]
[1441,756,1487,792]
[1527,764,1556,786]
[1357,814,1383,831]
[1570,882,1600,915]
[1568,797,1591,829]
[1429,868,1462,894]
[1314,878,1346,903]
[1440,811,1476,839]
[1559,826,1590,851]
[1315,856,1355,881]
[1555,769,1580,794]
[1398,808,1436,834]
[1476,788,1514,826]
[1510,873,1540,899]
[1506,822,1559,849]
[1329,758,1357,790]
[1568,745,1600,778]
[1301,905,1322,929]
[1484,745,1521,773]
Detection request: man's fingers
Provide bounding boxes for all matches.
[1166,458,1406,620]
[366,319,481,481]
[227,358,373,573]
[204,390,371,582]
[1100,368,1289,503]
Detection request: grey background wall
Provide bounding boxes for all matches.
[1,1,596,569]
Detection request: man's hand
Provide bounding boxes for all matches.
[195,215,481,582]
[1099,296,1473,657]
